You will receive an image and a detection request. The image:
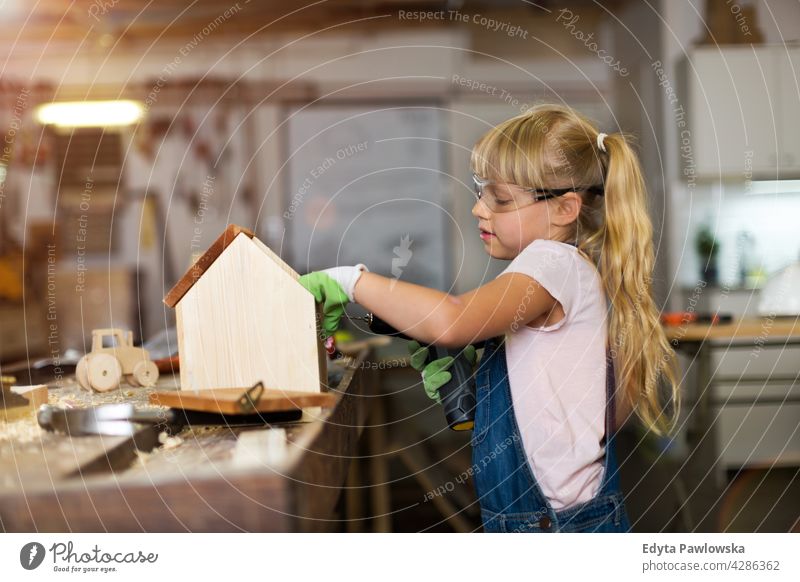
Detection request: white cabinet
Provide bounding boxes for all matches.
[687,46,800,178]
[777,47,800,172]
[706,343,800,472]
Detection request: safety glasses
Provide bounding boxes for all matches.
[471,172,604,213]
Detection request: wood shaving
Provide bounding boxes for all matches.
[0,418,43,443]
[157,431,183,449]
[134,450,152,466]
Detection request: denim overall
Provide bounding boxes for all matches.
[471,335,631,532]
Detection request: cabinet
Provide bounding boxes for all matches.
[707,342,800,472]
[686,46,800,178]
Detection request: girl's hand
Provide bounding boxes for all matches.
[298,272,348,338]
[298,265,368,338]
[407,341,477,403]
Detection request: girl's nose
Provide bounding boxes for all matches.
[472,199,491,219]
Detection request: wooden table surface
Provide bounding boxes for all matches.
[0,347,373,532]
[664,316,800,342]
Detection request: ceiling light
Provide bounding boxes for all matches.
[35,100,145,128]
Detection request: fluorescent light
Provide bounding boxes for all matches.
[746,179,800,195]
[35,100,145,128]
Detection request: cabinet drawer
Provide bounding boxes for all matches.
[710,345,800,380]
[716,402,800,467]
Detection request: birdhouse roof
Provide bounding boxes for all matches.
[163,224,255,308]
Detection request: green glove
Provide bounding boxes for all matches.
[407,341,477,404]
[298,272,349,339]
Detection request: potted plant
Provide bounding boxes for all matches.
[696,224,719,285]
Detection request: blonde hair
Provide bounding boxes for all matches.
[471,103,680,437]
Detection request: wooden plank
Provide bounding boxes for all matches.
[148,387,337,415]
[163,224,254,308]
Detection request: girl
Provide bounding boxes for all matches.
[300,103,680,533]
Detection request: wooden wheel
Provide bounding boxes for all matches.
[76,356,91,390]
[87,353,122,392]
[132,360,159,388]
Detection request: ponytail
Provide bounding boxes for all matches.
[593,132,680,436]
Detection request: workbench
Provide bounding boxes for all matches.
[0,347,376,532]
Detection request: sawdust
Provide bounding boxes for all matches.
[46,382,166,410]
[134,449,153,466]
[0,418,43,443]
[157,431,183,450]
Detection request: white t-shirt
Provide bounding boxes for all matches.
[497,239,608,510]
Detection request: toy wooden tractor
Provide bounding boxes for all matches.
[76,329,159,392]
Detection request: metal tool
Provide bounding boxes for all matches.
[237,381,265,413]
[350,313,414,340]
[38,403,172,437]
[355,313,484,431]
[38,383,297,437]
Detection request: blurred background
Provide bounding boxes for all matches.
[0,0,798,532]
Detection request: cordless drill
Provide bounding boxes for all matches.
[363,313,480,431]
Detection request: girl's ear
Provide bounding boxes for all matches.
[551,191,582,227]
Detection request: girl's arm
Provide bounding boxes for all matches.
[353,271,558,347]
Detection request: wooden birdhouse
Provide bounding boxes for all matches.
[164,224,326,394]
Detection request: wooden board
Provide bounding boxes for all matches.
[148,387,337,415]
